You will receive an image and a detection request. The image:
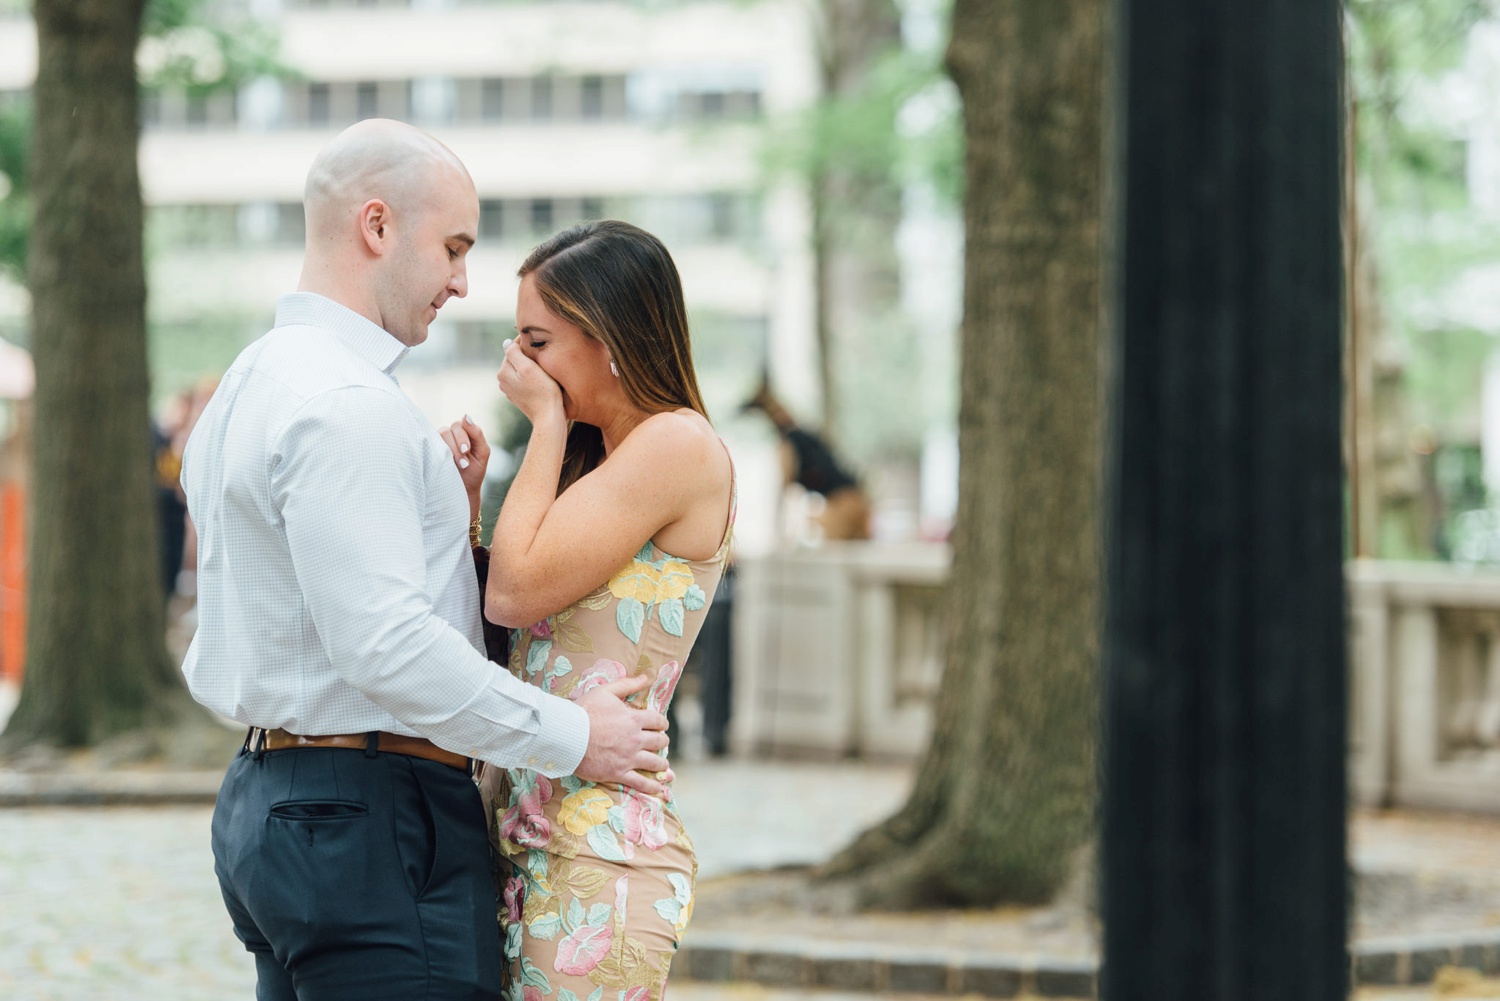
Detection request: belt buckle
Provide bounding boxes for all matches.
[247,726,267,755]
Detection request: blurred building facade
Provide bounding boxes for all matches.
[0,0,831,555]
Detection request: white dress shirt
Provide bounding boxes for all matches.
[180,292,588,776]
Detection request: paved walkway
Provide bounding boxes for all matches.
[3,756,1500,999]
[0,759,912,1001]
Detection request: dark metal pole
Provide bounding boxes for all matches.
[1101,0,1347,996]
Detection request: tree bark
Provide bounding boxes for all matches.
[1,0,182,751]
[820,0,1105,908]
[809,0,902,443]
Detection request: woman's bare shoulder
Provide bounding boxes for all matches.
[617,410,729,492]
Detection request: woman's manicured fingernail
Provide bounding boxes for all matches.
[459,458,469,469]
[464,413,473,425]
[461,441,469,453]
[503,338,513,350]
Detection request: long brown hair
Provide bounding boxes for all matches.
[519,220,709,492]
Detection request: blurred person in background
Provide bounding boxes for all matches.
[180,121,670,1001]
[441,220,734,1000]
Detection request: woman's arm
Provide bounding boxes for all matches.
[483,341,714,627]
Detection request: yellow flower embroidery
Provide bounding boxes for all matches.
[606,558,697,604]
[656,561,694,600]
[608,563,661,604]
[558,788,614,835]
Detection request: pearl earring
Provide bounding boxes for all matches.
[610,360,620,377]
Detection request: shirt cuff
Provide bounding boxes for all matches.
[520,695,590,778]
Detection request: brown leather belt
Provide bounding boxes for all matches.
[250,727,471,772]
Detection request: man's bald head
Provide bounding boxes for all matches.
[297,119,479,346]
[303,119,472,242]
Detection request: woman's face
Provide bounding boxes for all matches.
[514,273,615,424]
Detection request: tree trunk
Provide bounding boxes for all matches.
[1,0,182,751]
[820,0,1105,908]
[809,0,902,443]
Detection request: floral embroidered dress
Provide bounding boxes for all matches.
[491,485,734,1001]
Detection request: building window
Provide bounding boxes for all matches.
[480,78,506,123]
[580,76,604,120]
[307,83,331,126]
[530,198,554,235]
[139,88,237,132]
[530,77,553,120]
[479,200,505,240]
[451,320,511,365]
[356,82,380,121]
[276,202,306,245]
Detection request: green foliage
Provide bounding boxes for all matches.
[761,42,961,209]
[0,0,283,287]
[1348,0,1500,438]
[0,100,28,281]
[138,0,284,94]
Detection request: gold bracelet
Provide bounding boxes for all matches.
[469,512,483,548]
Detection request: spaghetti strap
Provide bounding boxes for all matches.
[714,435,737,561]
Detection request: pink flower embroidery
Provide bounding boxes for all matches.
[523,987,545,1001]
[569,658,628,702]
[503,875,525,924]
[553,921,613,976]
[622,790,668,850]
[647,661,683,713]
[529,619,553,639]
[621,989,649,1001]
[500,775,553,849]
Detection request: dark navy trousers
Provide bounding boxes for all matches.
[211,741,504,1000]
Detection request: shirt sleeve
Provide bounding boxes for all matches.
[269,385,588,776]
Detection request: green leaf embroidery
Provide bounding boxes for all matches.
[528,912,562,941]
[616,598,646,644]
[659,598,685,637]
[525,639,552,677]
[520,956,551,993]
[587,902,612,927]
[587,823,630,862]
[684,584,706,611]
[566,897,586,932]
[653,897,681,925]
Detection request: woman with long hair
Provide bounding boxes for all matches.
[448,220,733,1000]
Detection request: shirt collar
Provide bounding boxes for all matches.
[274,292,411,375]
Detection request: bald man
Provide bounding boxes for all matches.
[181,120,670,1001]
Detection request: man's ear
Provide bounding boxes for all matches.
[358,198,392,256]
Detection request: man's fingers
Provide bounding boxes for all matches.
[599,674,651,700]
[633,751,669,774]
[616,770,665,799]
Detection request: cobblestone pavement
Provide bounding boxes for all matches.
[5,752,1500,1000]
[0,758,912,1001]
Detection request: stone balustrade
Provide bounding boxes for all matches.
[731,548,1500,814]
[729,543,949,760]
[1350,560,1500,812]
